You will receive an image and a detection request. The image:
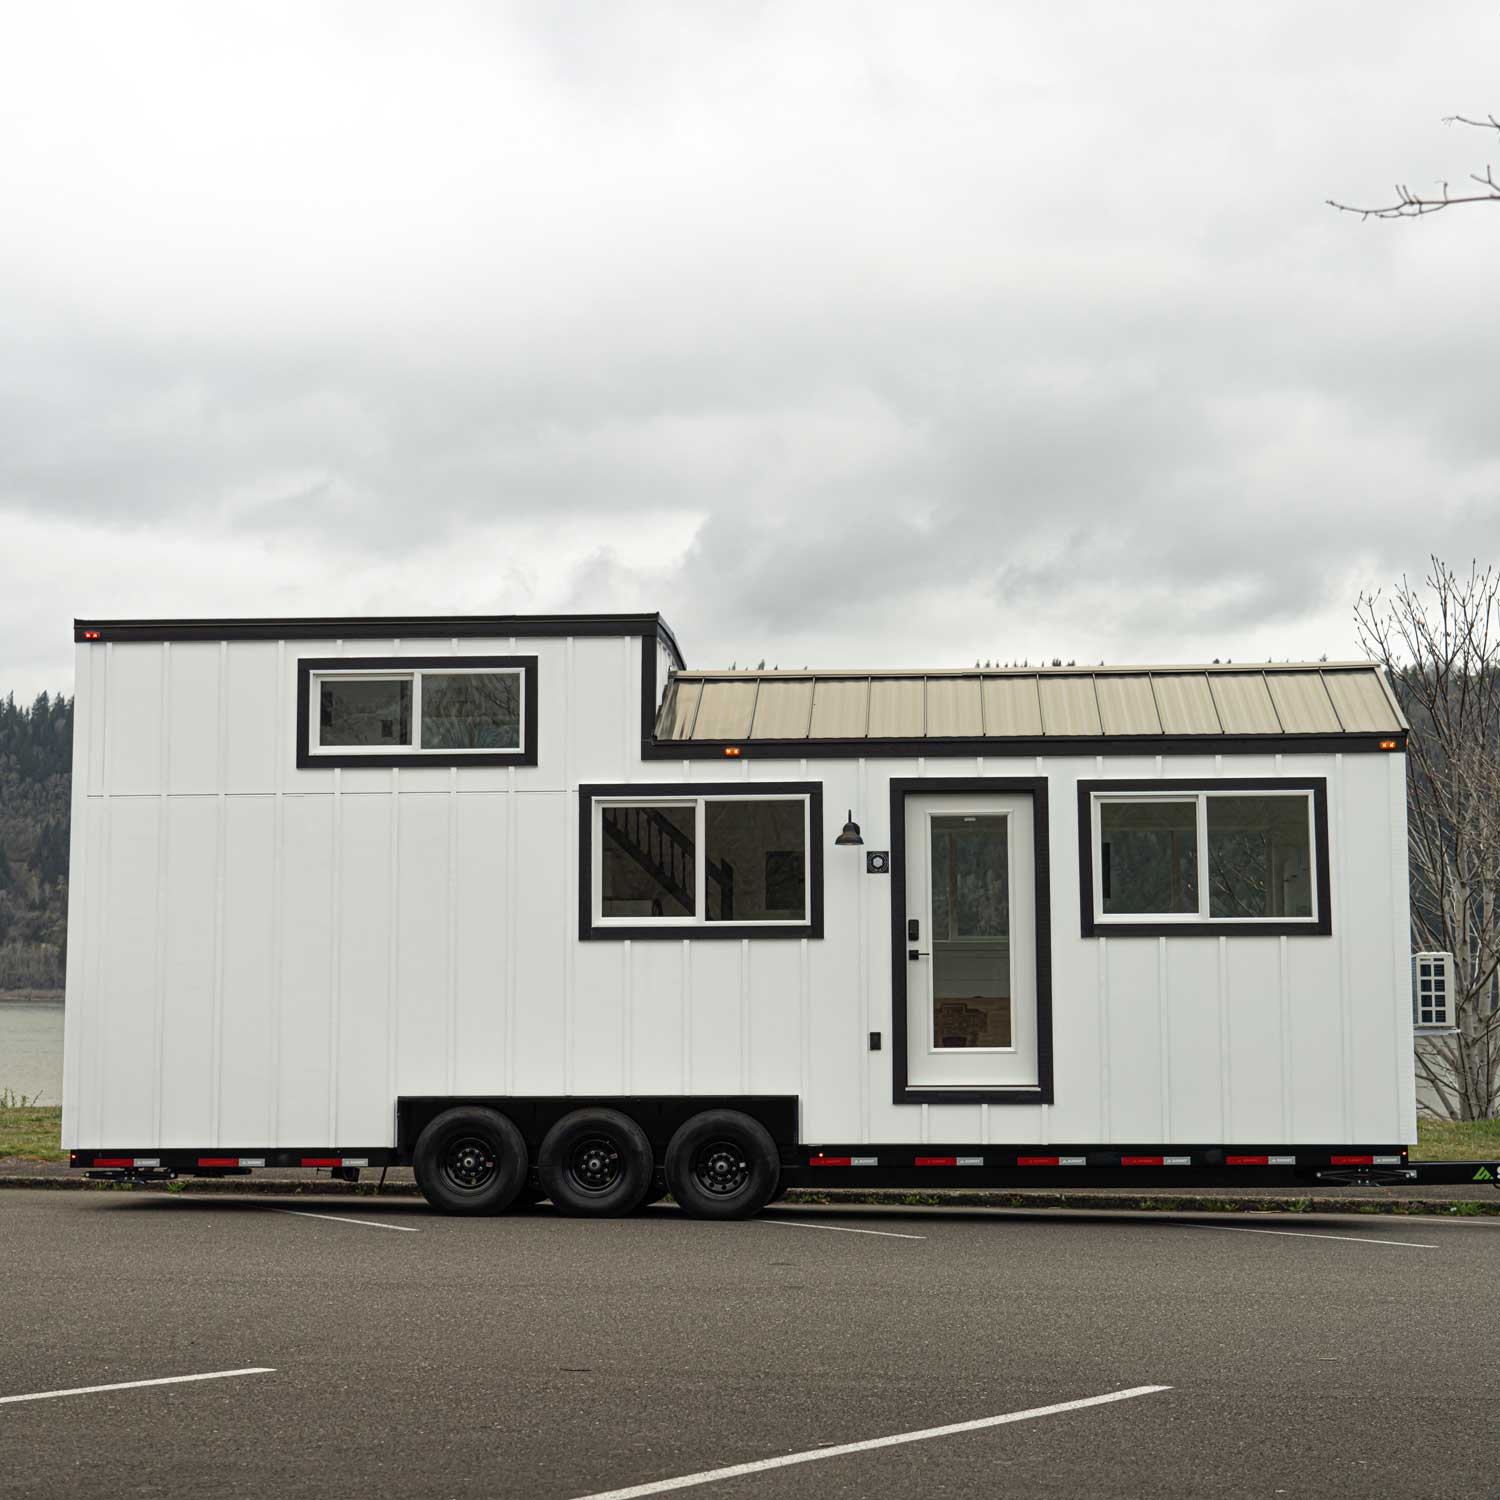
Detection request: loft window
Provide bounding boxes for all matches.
[1080,780,1329,936]
[297,655,537,768]
[582,782,824,939]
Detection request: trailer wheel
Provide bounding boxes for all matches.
[665,1110,779,1220]
[538,1108,654,1217]
[412,1106,528,1215]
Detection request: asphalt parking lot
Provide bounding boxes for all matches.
[2,1195,1495,1499]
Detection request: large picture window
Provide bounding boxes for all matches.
[581,782,823,939]
[1079,779,1330,936]
[297,655,537,768]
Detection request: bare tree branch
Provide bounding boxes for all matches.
[1356,558,1500,1119]
[1328,113,1500,218]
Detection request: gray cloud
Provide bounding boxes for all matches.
[1,1,1497,695]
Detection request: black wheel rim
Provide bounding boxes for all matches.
[442,1134,498,1192]
[692,1138,751,1197]
[568,1134,625,1195]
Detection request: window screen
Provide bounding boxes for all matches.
[706,800,806,922]
[600,805,696,919]
[1206,796,1312,918]
[319,678,412,748]
[421,671,521,750]
[1099,800,1198,915]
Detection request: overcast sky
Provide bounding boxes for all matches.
[2,2,1497,699]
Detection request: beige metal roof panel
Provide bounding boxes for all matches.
[1208,673,1281,734]
[868,677,924,738]
[980,676,1043,736]
[1095,676,1162,735]
[926,677,983,737]
[1321,670,1403,733]
[1038,676,1102,736]
[809,677,870,738]
[1150,674,1222,735]
[748,678,814,739]
[656,678,702,740]
[1265,672,1342,733]
[659,662,1397,742]
[692,679,758,740]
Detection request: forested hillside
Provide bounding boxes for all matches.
[0,692,72,991]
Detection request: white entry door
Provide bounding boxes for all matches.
[904,792,1038,1089]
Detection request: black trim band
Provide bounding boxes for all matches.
[1077,777,1333,937]
[296,655,539,769]
[890,777,1054,1106]
[578,781,825,941]
[77,611,685,669]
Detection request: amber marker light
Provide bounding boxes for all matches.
[1379,739,1398,750]
[723,746,742,757]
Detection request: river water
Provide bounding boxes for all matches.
[0,1000,64,1105]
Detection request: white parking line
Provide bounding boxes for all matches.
[761,1217,925,1241]
[0,1367,274,1407]
[568,1384,1171,1499]
[275,1209,418,1233]
[1173,1222,1437,1249]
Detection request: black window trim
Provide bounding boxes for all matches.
[296,655,539,769]
[889,777,1054,1107]
[1077,777,1332,938]
[578,781,824,941]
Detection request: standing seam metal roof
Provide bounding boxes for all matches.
[655,663,1406,741]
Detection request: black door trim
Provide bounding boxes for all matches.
[890,777,1053,1106]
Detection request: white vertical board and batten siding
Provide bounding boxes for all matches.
[65,638,1411,1151]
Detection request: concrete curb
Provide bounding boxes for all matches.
[3,1174,1496,1216]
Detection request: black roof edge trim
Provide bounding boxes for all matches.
[75,613,685,667]
[643,731,1406,759]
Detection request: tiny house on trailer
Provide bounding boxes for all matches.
[64,612,1445,1216]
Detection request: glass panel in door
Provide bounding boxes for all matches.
[904,790,1037,1091]
[929,815,1012,1049]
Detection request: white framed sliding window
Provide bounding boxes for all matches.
[580,782,824,940]
[1079,779,1330,937]
[296,655,537,768]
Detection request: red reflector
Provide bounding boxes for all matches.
[1330,1155,1373,1165]
[810,1156,851,1167]
[915,1156,956,1166]
[1017,1156,1059,1166]
[1121,1156,1163,1166]
[198,1157,239,1167]
[93,1157,132,1167]
[301,1157,342,1167]
[1227,1156,1268,1166]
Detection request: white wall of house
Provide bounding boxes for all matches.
[63,633,1417,1151]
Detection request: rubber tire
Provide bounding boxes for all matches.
[412,1106,528,1216]
[538,1108,655,1217]
[665,1110,780,1220]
